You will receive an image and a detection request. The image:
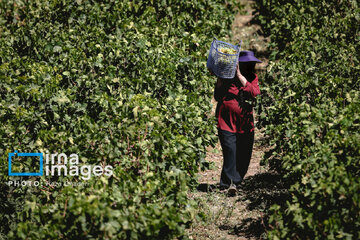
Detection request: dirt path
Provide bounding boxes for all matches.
[186,1,272,239]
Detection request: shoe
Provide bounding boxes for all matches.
[227,184,237,196]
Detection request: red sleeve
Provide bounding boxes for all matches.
[241,74,260,98]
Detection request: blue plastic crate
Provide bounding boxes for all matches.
[207,38,242,79]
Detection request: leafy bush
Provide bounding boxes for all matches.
[0,0,241,239]
[255,0,360,239]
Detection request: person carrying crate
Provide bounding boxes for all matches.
[213,50,262,195]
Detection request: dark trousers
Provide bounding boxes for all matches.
[218,128,255,188]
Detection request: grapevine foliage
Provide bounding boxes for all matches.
[256,0,360,239]
[0,0,240,239]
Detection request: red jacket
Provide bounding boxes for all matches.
[214,74,260,133]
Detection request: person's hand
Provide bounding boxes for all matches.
[236,64,242,78]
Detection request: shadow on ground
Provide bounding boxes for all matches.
[220,171,290,239]
[196,183,218,192]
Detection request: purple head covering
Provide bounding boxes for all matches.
[238,50,262,63]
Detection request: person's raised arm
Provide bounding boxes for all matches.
[214,78,225,102]
[236,65,260,98]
